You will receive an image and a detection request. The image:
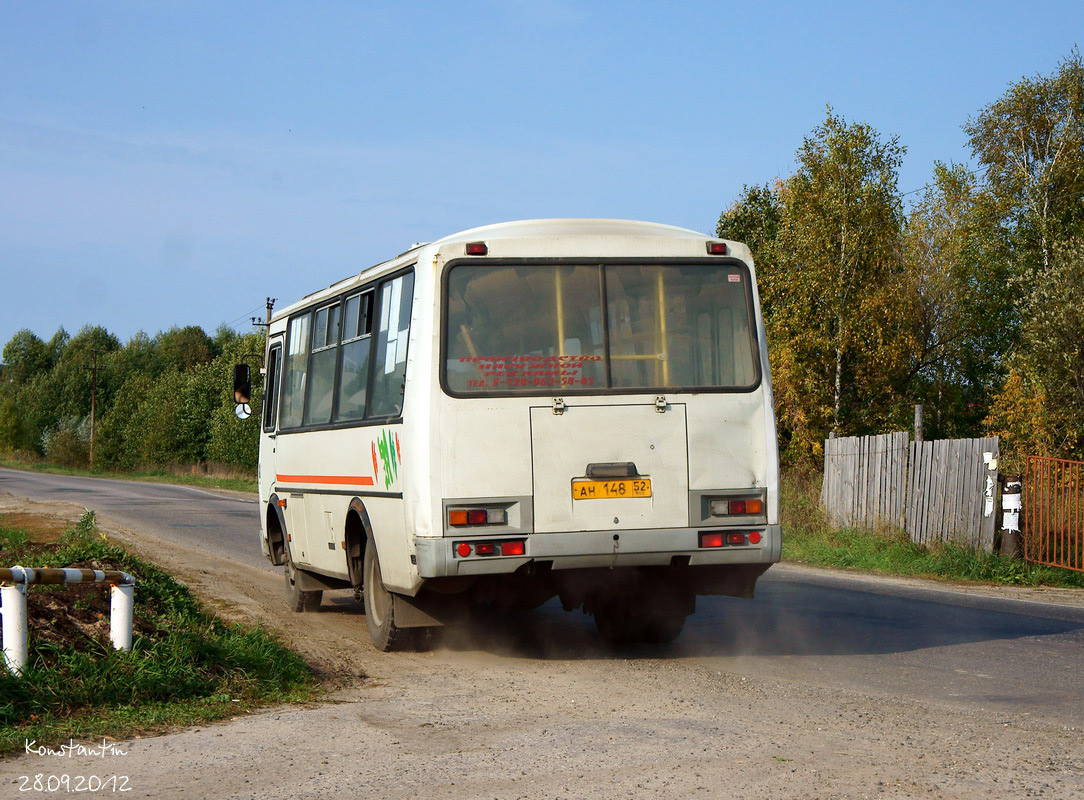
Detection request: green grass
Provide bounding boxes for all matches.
[780,471,1084,588]
[0,522,30,556]
[0,454,256,494]
[0,512,317,755]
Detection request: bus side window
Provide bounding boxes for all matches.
[370,272,414,417]
[281,313,311,429]
[304,302,341,426]
[263,345,282,431]
[336,291,374,421]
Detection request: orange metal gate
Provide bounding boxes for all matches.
[1024,456,1084,573]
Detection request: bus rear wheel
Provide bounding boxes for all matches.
[363,541,415,651]
[284,557,322,613]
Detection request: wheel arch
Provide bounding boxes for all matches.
[266,494,288,566]
[344,498,373,588]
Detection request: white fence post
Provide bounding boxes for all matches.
[2,577,29,676]
[1,566,136,677]
[110,583,134,652]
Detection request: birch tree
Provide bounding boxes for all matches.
[964,49,1084,275]
[769,110,908,457]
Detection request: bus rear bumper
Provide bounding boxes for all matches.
[415,524,781,579]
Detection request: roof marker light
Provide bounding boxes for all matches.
[465,242,488,256]
[707,241,728,255]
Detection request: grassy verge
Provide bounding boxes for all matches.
[0,453,256,494]
[781,471,1084,588]
[0,511,317,756]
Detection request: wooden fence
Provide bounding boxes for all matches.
[822,432,1000,551]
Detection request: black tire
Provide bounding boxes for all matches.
[363,540,415,651]
[284,550,322,613]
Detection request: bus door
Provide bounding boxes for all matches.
[260,338,283,500]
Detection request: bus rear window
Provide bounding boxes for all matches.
[444,263,759,394]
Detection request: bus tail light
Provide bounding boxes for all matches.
[448,507,508,527]
[500,541,525,556]
[465,241,488,255]
[699,531,763,547]
[708,497,764,517]
[706,241,728,255]
[453,539,526,558]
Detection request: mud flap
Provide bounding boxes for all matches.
[688,563,772,598]
[391,589,471,629]
[294,568,351,593]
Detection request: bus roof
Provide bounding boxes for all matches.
[273,219,747,323]
[430,218,710,244]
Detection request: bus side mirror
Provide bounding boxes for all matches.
[233,364,253,419]
[233,364,252,404]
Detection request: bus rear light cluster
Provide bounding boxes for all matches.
[455,540,526,558]
[708,498,764,517]
[448,507,507,527]
[699,531,763,548]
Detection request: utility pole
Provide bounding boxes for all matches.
[84,349,100,468]
[251,297,276,329]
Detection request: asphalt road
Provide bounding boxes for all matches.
[3,466,1082,729]
[0,467,266,569]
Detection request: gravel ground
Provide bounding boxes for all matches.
[1,494,1082,799]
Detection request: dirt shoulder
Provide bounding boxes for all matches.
[1,493,1082,800]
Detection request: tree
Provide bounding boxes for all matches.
[900,163,1014,438]
[716,183,782,268]
[964,49,1084,275]
[155,325,215,372]
[2,330,53,384]
[766,109,910,462]
[1004,238,1084,458]
[967,49,1084,461]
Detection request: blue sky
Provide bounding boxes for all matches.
[1,1,1080,349]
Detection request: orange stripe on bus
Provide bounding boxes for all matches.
[276,474,376,486]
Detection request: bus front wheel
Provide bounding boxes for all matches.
[363,541,414,651]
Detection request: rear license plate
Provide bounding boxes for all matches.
[571,478,652,500]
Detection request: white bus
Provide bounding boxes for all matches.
[242,219,780,650]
